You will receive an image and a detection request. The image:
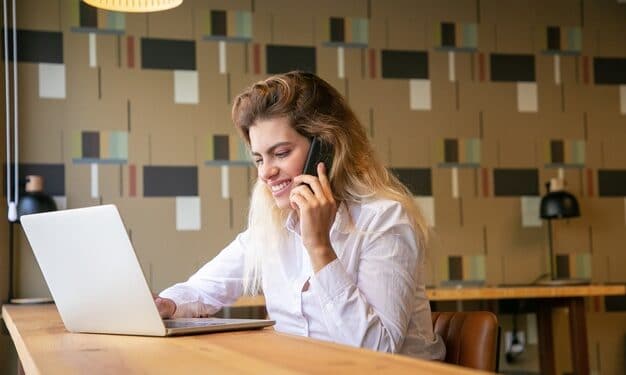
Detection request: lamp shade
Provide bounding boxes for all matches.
[16,175,57,221]
[539,190,580,219]
[82,0,183,12]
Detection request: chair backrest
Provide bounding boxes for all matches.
[431,311,499,372]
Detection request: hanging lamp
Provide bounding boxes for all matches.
[82,0,183,13]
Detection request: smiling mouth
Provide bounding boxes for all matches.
[270,180,291,195]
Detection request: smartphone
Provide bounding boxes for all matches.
[302,136,334,177]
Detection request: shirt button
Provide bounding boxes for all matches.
[325,302,333,310]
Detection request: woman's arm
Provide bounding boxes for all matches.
[309,203,420,353]
[157,230,250,318]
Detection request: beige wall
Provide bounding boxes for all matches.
[1,0,625,373]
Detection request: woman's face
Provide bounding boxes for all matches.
[249,117,311,209]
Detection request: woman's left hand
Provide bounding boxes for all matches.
[290,162,338,272]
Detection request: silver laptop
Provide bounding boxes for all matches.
[20,204,274,337]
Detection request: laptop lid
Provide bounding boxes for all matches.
[20,205,274,337]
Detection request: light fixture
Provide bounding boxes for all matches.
[9,175,58,304]
[538,178,587,286]
[82,0,183,13]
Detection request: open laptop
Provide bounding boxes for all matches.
[20,204,274,336]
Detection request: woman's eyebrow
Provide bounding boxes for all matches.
[250,141,292,157]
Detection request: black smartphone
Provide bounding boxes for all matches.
[302,136,333,177]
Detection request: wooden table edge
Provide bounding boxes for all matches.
[2,305,40,375]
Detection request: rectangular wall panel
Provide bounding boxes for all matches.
[143,166,198,196]
[381,50,428,79]
[598,170,626,196]
[7,30,63,63]
[493,168,539,196]
[490,53,535,82]
[593,58,626,84]
[390,168,432,196]
[141,38,196,70]
[266,45,316,74]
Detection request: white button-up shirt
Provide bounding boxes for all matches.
[160,198,446,360]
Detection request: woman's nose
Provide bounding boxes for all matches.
[259,162,278,180]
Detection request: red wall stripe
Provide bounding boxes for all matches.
[481,167,489,197]
[586,168,594,197]
[368,48,376,79]
[478,52,485,82]
[127,36,135,68]
[253,43,261,75]
[129,164,136,197]
[582,55,589,84]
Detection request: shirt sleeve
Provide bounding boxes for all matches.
[308,203,420,353]
[158,230,250,318]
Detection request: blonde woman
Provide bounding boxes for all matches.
[156,71,445,359]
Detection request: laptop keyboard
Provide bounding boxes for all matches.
[164,319,239,329]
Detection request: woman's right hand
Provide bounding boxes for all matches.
[154,295,177,318]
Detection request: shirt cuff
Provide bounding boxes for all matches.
[309,258,354,306]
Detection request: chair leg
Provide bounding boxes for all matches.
[495,326,502,372]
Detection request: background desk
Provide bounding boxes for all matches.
[2,304,487,375]
[235,285,626,375]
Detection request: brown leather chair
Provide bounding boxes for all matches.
[432,311,500,372]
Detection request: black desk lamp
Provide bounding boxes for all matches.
[538,178,586,285]
[8,175,57,303]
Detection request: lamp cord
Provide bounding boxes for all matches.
[8,221,14,301]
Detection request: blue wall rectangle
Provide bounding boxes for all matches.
[493,168,539,196]
[141,38,196,70]
[381,50,428,79]
[490,54,535,82]
[390,168,432,196]
[143,166,198,197]
[266,45,316,74]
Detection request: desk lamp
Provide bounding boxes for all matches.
[8,175,57,303]
[538,178,587,285]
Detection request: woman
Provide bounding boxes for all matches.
[156,71,445,359]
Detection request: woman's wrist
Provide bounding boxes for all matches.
[308,245,337,273]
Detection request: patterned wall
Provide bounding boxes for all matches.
[2,0,626,300]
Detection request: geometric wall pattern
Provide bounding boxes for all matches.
[2,0,626,305]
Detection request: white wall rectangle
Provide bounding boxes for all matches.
[221,165,230,199]
[89,33,97,67]
[409,79,431,111]
[91,163,99,199]
[176,196,201,231]
[521,196,542,227]
[451,167,459,198]
[174,70,199,104]
[219,40,227,74]
[337,47,345,79]
[517,82,538,112]
[415,196,435,227]
[39,63,66,99]
[448,51,455,82]
[553,55,561,85]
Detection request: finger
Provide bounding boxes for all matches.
[295,176,325,200]
[289,191,308,211]
[316,163,334,201]
[291,184,316,203]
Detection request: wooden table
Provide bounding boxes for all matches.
[233,284,626,375]
[2,304,488,375]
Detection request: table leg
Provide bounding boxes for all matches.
[568,297,590,375]
[537,301,556,375]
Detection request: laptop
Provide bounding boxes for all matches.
[20,204,275,337]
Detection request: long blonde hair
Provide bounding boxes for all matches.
[232,71,428,294]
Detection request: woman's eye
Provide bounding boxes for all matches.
[275,151,290,158]
[254,159,263,165]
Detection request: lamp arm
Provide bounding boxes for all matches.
[11,0,18,206]
[3,0,13,220]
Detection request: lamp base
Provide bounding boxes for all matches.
[536,278,590,286]
[9,297,54,304]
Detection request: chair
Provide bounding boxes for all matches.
[432,311,500,372]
